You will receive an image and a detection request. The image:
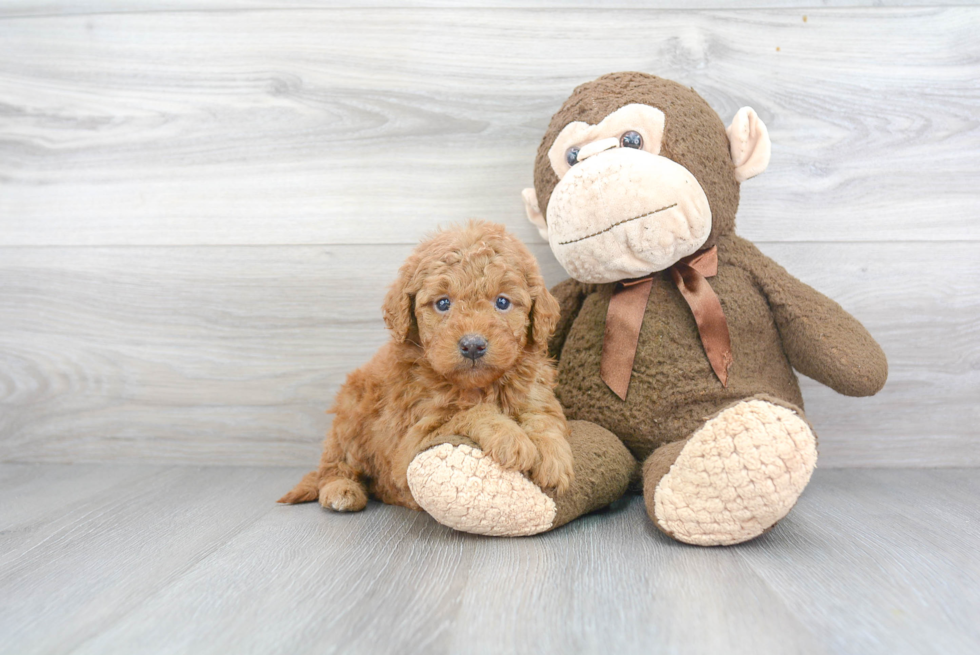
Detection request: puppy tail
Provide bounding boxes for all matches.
[277,470,321,504]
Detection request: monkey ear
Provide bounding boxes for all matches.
[522,188,549,240]
[382,260,420,344]
[727,107,771,183]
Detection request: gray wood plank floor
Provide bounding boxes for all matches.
[1,464,977,655]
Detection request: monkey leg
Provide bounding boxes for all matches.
[406,420,636,537]
[643,396,817,546]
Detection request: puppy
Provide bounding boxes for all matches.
[279,221,574,513]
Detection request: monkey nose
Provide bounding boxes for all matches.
[458,334,488,360]
[576,137,619,162]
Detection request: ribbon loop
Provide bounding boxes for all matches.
[599,246,733,401]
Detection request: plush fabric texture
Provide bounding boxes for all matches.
[640,438,688,499]
[533,72,741,251]
[530,72,887,545]
[726,107,771,183]
[550,419,637,528]
[545,147,712,283]
[408,442,559,536]
[407,420,636,536]
[547,104,667,179]
[549,233,887,462]
[644,398,817,546]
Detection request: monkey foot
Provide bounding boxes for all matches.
[407,443,557,537]
[650,399,817,546]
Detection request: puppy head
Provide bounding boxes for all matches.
[382,220,559,389]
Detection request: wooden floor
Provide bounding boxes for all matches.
[0,465,976,655]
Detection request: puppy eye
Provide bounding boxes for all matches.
[620,131,643,149]
[565,146,580,167]
[434,297,451,313]
[495,296,511,311]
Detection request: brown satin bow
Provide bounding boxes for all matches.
[600,246,733,401]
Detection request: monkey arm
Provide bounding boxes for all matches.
[729,236,888,397]
[547,278,589,362]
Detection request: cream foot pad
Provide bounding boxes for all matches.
[653,400,817,546]
[407,443,556,537]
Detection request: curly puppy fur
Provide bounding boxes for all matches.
[279,221,574,512]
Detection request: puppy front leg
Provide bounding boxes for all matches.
[519,387,575,494]
[440,404,538,475]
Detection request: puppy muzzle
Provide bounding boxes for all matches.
[458,334,488,361]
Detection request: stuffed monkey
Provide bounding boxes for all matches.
[408,73,887,545]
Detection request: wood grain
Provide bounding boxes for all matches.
[0,5,976,653]
[1,6,977,469]
[740,469,980,654]
[73,498,832,655]
[1,8,978,246]
[0,462,158,534]
[1,241,975,468]
[1,464,976,655]
[0,464,297,655]
[1,1,975,21]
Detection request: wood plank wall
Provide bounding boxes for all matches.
[1,3,978,467]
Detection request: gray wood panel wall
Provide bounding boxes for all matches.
[1,4,978,468]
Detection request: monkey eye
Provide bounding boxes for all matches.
[620,131,643,149]
[494,296,512,311]
[434,297,451,313]
[565,146,580,167]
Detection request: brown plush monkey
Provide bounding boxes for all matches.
[408,73,887,545]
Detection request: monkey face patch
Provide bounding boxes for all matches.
[546,147,711,283]
[523,84,771,285]
[540,104,712,284]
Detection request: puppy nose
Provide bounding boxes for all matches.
[458,334,488,360]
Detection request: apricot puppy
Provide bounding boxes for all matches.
[279,221,573,514]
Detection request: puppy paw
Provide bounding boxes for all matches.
[482,426,539,475]
[529,435,575,495]
[318,478,368,512]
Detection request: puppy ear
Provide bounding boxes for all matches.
[527,271,561,352]
[382,257,420,344]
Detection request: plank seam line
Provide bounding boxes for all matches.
[59,484,287,655]
[0,6,965,22]
[0,239,977,249]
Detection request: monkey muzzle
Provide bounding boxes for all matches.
[546,147,712,284]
